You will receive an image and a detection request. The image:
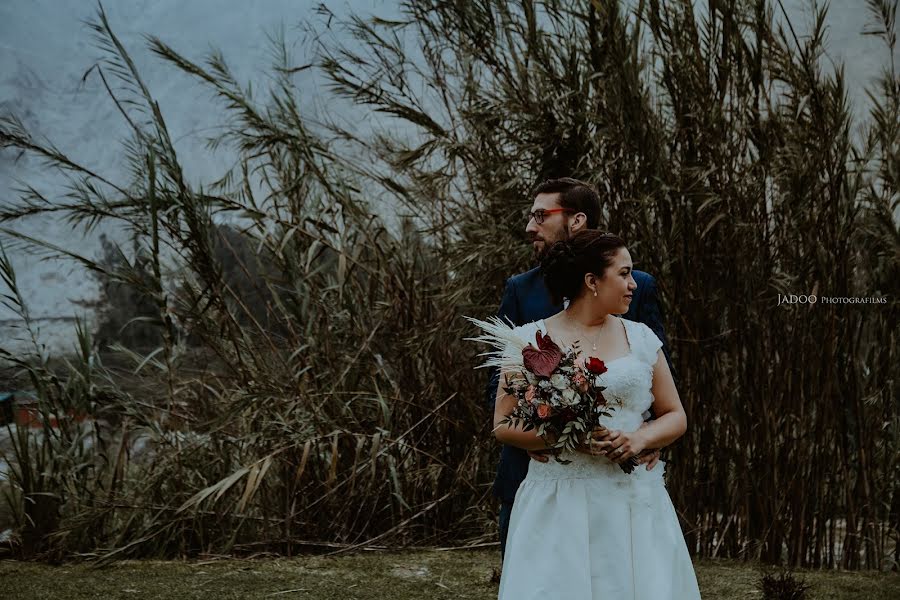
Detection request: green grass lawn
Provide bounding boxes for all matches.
[1,549,897,599]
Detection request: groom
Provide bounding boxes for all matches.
[488,177,672,557]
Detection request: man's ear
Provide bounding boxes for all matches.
[570,212,588,232]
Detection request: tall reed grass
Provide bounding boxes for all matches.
[0,0,896,568]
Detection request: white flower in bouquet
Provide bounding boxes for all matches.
[550,373,569,390]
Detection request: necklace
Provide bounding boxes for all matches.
[562,312,609,353]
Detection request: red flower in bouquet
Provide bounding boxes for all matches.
[537,404,552,419]
[585,357,608,375]
[522,331,563,377]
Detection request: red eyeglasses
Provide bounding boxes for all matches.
[528,208,572,224]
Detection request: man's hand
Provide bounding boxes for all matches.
[635,421,662,470]
[636,448,661,471]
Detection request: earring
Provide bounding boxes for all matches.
[593,289,598,297]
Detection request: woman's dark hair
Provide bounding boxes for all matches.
[531,178,601,229]
[540,230,627,304]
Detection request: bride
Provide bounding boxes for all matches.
[488,230,701,599]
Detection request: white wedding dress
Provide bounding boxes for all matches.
[498,317,701,600]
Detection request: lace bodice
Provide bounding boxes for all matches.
[509,317,664,486]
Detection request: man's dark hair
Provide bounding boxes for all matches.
[531,177,601,229]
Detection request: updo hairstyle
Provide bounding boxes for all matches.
[539,231,627,304]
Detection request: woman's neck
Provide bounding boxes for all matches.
[563,298,609,329]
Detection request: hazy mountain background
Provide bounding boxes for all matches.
[0,0,892,355]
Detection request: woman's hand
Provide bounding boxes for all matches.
[591,427,648,464]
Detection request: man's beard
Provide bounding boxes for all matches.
[533,225,570,262]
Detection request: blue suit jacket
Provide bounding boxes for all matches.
[486,267,671,503]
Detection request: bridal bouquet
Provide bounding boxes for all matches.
[467,317,639,472]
